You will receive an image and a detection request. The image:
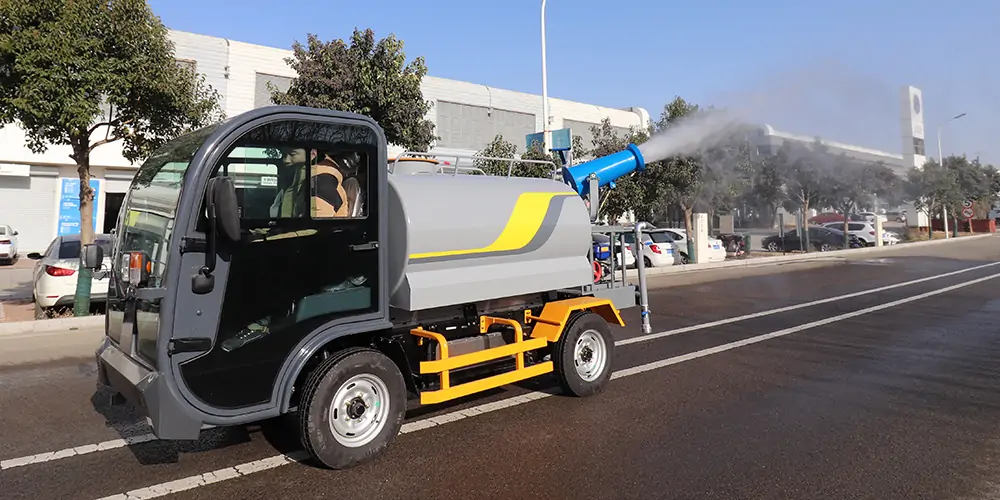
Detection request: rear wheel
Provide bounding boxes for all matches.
[298,347,406,469]
[553,311,615,397]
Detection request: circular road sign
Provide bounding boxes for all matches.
[962,200,974,209]
[962,206,975,219]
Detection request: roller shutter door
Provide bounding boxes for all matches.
[0,173,58,254]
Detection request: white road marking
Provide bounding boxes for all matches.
[2,260,996,473]
[0,434,157,470]
[91,270,1000,500]
[617,260,1000,346]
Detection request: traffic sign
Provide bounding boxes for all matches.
[963,200,974,209]
[961,206,975,219]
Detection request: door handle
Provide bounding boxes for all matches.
[350,241,378,251]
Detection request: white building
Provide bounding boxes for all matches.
[0,29,650,253]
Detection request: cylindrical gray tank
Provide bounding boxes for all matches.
[387,173,593,311]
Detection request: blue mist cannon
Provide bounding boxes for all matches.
[560,143,646,197]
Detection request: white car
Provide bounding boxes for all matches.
[27,234,114,310]
[621,231,678,267]
[0,224,19,265]
[858,212,888,224]
[649,228,726,264]
[821,221,879,246]
[593,233,636,269]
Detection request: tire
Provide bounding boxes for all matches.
[819,243,832,252]
[643,256,653,268]
[767,242,778,252]
[552,311,615,397]
[298,347,407,470]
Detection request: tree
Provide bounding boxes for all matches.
[820,157,870,247]
[749,153,786,227]
[651,97,704,255]
[905,159,960,239]
[472,135,556,178]
[0,0,225,315]
[271,29,436,152]
[778,140,838,249]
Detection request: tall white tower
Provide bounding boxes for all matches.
[900,85,928,227]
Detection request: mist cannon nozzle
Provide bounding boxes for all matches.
[560,143,646,197]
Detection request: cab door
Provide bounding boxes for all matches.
[166,111,388,417]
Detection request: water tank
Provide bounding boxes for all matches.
[386,173,593,311]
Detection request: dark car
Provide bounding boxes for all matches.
[761,226,861,252]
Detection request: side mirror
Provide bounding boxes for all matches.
[12,230,18,236]
[212,176,241,243]
[81,244,104,270]
[26,252,42,260]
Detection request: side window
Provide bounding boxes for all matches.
[311,150,369,219]
[214,146,371,226]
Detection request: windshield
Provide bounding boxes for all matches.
[112,124,219,287]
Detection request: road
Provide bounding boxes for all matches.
[1,235,998,500]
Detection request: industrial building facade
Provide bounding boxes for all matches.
[0,29,650,252]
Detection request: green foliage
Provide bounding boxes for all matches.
[472,135,557,179]
[271,29,435,152]
[0,0,224,315]
[905,158,960,222]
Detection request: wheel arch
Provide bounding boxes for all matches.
[275,320,414,414]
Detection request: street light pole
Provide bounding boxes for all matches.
[540,0,551,152]
[937,112,967,239]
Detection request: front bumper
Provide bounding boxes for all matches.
[95,336,204,440]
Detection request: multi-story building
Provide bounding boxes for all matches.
[0,29,650,252]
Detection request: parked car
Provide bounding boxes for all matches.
[760,226,861,252]
[621,230,678,268]
[27,233,114,312]
[592,233,636,269]
[808,212,866,224]
[646,227,726,264]
[821,221,879,246]
[858,211,888,224]
[0,224,19,265]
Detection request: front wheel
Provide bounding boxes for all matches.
[298,347,407,470]
[553,311,615,397]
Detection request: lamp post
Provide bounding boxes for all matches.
[540,0,551,152]
[937,112,966,239]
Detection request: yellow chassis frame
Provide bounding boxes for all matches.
[410,296,624,405]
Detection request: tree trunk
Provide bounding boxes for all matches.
[71,143,95,317]
[682,205,694,263]
[801,198,811,252]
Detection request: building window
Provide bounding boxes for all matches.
[254,73,293,108]
[176,58,197,73]
[434,101,535,152]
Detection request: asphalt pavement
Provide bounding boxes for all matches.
[1,234,999,500]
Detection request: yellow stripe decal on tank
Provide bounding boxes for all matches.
[408,191,574,259]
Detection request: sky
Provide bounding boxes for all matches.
[149,0,999,165]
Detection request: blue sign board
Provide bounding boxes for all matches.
[57,177,102,237]
[526,127,573,151]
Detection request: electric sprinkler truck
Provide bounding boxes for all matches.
[86,105,653,470]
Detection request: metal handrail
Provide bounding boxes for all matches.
[389,150,558,178]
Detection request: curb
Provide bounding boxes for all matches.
[627,233,997,278]
[0,314,104,337]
